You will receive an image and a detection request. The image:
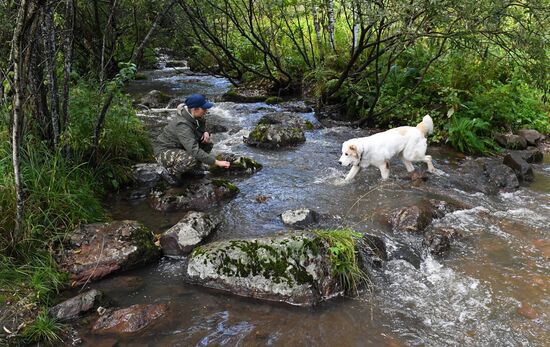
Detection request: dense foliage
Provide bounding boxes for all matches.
[178,0,549,153]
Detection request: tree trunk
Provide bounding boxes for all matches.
[41,1,61,149]
[312,3,324,60]
[326,0,335,52]
[131,0,178,68]
[62,0,75,137]
[10,0,31,246]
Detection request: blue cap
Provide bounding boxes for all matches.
[185,94,214,109]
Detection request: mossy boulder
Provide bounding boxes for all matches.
[244,124,306,149]
[222,88,268,103]
[210,153,263,176]
[57,221,160,287]
[139,90,171,108]
[265,96,284,104]
[186,233,341,306]
[149,179,239,212]
[257,112,319,131]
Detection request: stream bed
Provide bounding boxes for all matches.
[78,64,549,346]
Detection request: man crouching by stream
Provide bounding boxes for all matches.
[155,94,230,182]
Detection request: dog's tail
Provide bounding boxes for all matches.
[416,114,433,137]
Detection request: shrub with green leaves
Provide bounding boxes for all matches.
[67,80,153,189]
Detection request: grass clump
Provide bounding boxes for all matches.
[312,228,371,295]
[21,311,64,345]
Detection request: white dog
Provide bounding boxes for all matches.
[339,115,435,181]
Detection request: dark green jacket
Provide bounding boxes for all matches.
[155,107,216,165]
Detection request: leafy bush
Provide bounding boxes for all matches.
[67,80,153,189]
[446,117,497,154]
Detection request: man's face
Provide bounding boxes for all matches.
[191,107,208,118]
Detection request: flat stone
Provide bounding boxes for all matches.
[281,209,319,228]
[92,303,168,334]
[49,289,105,321]
[57,221,160,287]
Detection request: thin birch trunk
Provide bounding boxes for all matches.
[62,0,75,137]
[312,2,324,60]
[327,0,335,51]
[10,0,31,244]
[41,2,61,149]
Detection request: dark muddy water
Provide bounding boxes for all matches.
[80,64,549,346]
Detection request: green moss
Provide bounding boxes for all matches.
[211,178,239,192]
[195,237,322,286]
[265,96,283,104]
[249,124,269,142]
[304,120,315,131]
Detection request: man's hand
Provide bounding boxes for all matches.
[201,132,210,144]
[214,160,230,168]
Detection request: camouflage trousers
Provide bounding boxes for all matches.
[155,143,213,178]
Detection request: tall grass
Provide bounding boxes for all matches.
[313,228,372,295]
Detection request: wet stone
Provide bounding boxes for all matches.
[210,153,263,176]
[149,180,239,212]
[57,221,160,287]
[281,208,319,228]
[244,124,306,149]
[516,302,539,320]
[139,90,171,108]
[92,303,168,334]
[503,152,534,182]
[186,233,342,306]
[49,289,105,321]
[390,205,434,234]
[160,211,220,257]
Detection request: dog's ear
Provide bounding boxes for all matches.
[348,144,358,157]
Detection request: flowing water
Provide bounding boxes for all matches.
[81,65,549,346]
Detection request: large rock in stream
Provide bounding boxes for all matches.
[149,179,239,212]
[57,221,160,287]
[186,232,386,306]
[186,233,340,306]
[244,124,306,149]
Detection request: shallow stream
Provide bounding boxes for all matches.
[80,64,549,346]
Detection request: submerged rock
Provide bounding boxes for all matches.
[58,221,160,287]
[209,153,263,176]
[281,209,319,228]
[390,204,434,234]
[244,124,306,149]
[149,179,239,212]
[49,289,105,321]
[92,303,168,334]
[186,233,341,306]
[160,211,220,257]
